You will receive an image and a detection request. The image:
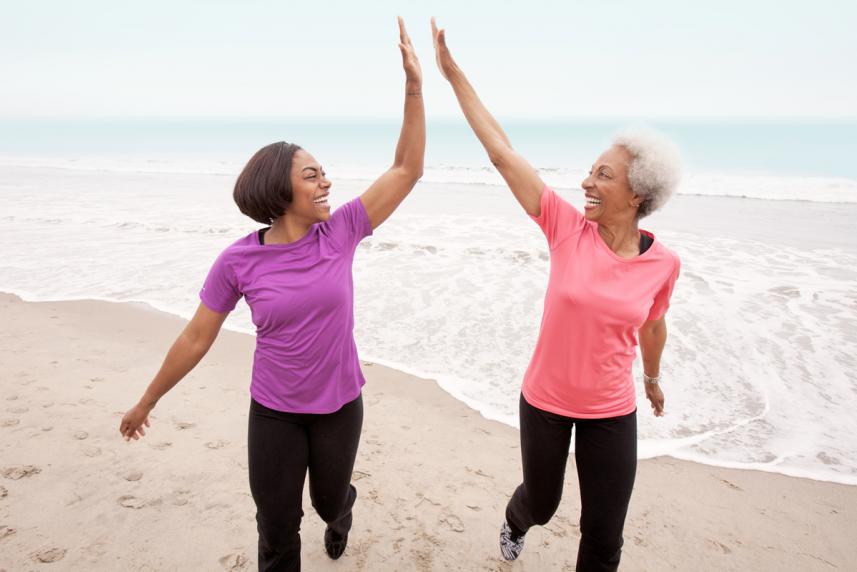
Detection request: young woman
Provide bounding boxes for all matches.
[431,19,681,571]
[119,18,424,572]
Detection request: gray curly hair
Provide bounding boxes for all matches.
[613,129,681,219]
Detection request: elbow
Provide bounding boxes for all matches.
[488,146,513,169]
[394,165,423,184]
[182,328,215,357]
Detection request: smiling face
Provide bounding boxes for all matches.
[287,149,332,223]
[581,145,642,223]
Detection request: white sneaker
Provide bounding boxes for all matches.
[499,521,526,561]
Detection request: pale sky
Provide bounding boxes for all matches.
[2,0,855,120]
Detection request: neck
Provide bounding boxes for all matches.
[266,213,314,245]
[597,217,641,258]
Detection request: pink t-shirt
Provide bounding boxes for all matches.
[521,187,681,419]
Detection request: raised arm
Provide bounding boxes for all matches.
[360,17,426,230]
[432,18,544,217]
[119,302,229,441]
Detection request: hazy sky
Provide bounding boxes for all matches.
[2,0,855,120]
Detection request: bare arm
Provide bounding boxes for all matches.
[360,17,426,230]
[119,302,229,440]
[638,316,668,417]
[432,18,544,216]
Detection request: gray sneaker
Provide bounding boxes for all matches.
[499,521,526,561]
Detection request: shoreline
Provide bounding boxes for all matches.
[2,292,856,570]
[3,289,855,487]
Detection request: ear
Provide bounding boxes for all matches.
[631,194,644,208]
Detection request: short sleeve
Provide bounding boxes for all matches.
[530,186,587,249]
[326,196,373,251]
[647,256,681,322]
[199,250,242,313]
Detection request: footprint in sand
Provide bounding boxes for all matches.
[1,419,19,428]
[706,539,732,554]
[352,470,371,481]
[439,512,465,533]
[33,547,67,563]
[151,441,173,451]
[117,495,146,509]
[174,422,195,430]
[169,489,191,506]
[42,401,55,408]
[2,465,41,480]
[7,406,28,414]
[90,377,104,382]
[123,471,143,482]
[219,553,250,570]
[6,395,18,401]
[82,446,101,458]
[720,478,743,491]
[0,485,8,498]
[41,426,53,432]
[1,525,17,540]
[73,431,89,440]
[205,440,228,449]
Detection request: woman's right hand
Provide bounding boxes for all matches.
[119,402,153,441]
[431,17,457,81]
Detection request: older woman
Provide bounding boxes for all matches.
[119,18,424,572]
[432,20,681,571]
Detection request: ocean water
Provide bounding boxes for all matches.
[1,120,856,485]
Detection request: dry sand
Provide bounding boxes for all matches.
[1,292,855,571]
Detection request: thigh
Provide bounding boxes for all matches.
[519,394,574,502]
[248,400,310,517]
[574,410,637,535]
[307,394,364,499]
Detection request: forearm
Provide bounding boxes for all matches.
[639,322,667,376]
[446,65,513,162]
[139,332,209,408]
[392,80,425,178]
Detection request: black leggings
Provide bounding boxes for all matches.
[505,394,637,572]
[248,395,363,572]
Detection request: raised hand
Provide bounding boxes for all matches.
[398,17,421,87]
[431,17,457,81]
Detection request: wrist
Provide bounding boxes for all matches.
[643,372,661,385]
[139,394,158,409]
[405,80,422,92]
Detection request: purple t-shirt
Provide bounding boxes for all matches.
[199,197,373,414]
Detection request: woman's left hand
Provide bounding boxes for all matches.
[645,383,665,417]
[397,17,421,87]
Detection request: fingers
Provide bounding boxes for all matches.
[398,16,412,46]
[431,17,438,39]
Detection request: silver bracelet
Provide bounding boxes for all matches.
[643,373,661,385]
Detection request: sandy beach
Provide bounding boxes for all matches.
[1,291,855,571]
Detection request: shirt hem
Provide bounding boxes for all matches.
[521,385,637,420]
[249,380,365,415]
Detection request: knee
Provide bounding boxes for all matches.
[579,528,624,561]
[256,506,303,547]
[312,485,355,523]
[530,502,560,526]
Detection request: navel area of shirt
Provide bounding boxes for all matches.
[522,223,680,420]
